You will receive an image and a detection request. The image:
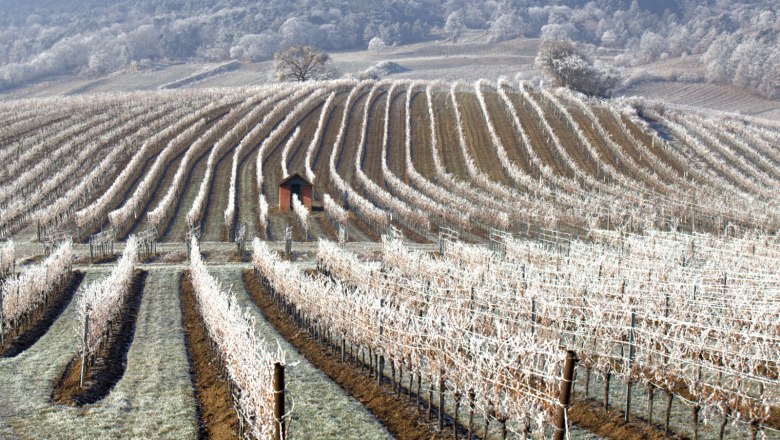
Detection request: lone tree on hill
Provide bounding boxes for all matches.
[443,11,464,42]
[535,39,618,97]
[274,45,330,82]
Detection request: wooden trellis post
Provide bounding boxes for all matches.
[438,372,444,430]
[625,311,636,422]
[273,362,286,440]
[338,224,347,244]
[185,225,201,259]
[235,223,247,258]
[284,226,292,256]
[553,350,578,440]
[80,307,90,388]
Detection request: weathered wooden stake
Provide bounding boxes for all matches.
[467,389,475,438]
[417,373,422,408]
[397,363,403,395]
[409,370,414,402]
[79,309,90,388]
[428,384,434,420]
[647,383,655,425]
[750,420,759,440]
[273,362,285,440]
[377,354,382,386]
[453,391,461,440]
[665,391,673,436]
[553,350,578,440]
[717,411,728,440]
[625,311,636,422]
[483,403,491,438]
[438,373,444,430]
[523,416,531,440]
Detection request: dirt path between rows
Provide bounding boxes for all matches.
[179,270,240,439]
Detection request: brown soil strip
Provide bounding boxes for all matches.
[53,270,147,406]
[386,88,408,181]
[345,212,380,242]
[242,269,460,440]
[403,227,431,244]
[179,271,240,440]
[408,90,440,181]
[570,399,687,440]
[73,254,120,265]
[313,213,338,241]
[482,88,535,176]
[197,144,238,242]
[0,271,85,357]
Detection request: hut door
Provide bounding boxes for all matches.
[290,183,301,207]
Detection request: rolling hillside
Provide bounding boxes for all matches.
[2,79,780,245]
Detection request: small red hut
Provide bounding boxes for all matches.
[278,173,313,211]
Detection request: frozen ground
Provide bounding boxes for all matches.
[0,269,199,439]
[621,81,780,120]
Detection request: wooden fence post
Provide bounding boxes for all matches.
[438,372,444,430]
[285,226,293,256]
[273,362,285,440]
[80,308,90,388]
[625,311,636,422]
[467,389,474,439]
[377,354,383,386]
[553,350,578,440]
[453,391,461,440]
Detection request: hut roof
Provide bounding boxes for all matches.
[279,173,312,187]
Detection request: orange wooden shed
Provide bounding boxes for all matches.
[278,173,313,211]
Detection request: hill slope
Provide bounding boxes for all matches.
[1,79,779,245]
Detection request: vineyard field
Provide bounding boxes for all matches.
[3,80,780,243]
[1,78,779,440]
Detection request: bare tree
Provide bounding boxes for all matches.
[274,45,330,82]
[443,11,464,42]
